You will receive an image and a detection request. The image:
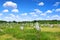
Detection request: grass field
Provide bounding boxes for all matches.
[40,32,60,40]
[0,23,60,40]
[0,23,40,40]
[41,27,60,40]
[41,27,60,32]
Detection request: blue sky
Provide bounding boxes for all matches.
[0,0,60,21]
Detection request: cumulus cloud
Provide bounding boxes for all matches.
[21,13,27,16]
[45,10,52,13]
[30,12,35,15]
[40,10,52,16]
[38,2,44,6]
[29,9,43,16]
[34,9,46,16]
[51,15,60,20]
[5,17,12,19]
[3,9,9,12]
[11,9,19,13]
[34,9,42,13]
[53,2,60,6]
[3,1,17,8]
[3,1,19,13]
[5,14,20,21]
[52,15,59,18]
[5,16,15,21]
[55,8,60,12]
[29,12,38,17]
[29,9,53,16]
[40,13,46,16]
[10,14,15,17]
[0,13,3,16]
[46,15,60,20]
[45,15,60,20]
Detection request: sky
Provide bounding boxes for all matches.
[0,0,60,21]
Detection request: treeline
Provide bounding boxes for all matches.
[0,20,60,24]
[38,20,60,24]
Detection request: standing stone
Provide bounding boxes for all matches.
[20,24,24,30]
[35,22,40,31]
[34,22,40,40]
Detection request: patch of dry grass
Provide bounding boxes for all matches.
[0,34,17,40]
[0,34,25,40]
[41,27,60,32]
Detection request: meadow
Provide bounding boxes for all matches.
[40,24,60,40]
[0,21,60,40]
[0,23,40,40]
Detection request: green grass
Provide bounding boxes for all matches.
[40,27,60,40]
[0,23,40,40]
[0,28,40,40]
[40,32,60,40]
[0,23,60,40]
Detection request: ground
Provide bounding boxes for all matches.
[0,23,60,40]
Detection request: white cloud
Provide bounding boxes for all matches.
[40,10,52,16]
[40,13,46,16]
[46,15,60,20]
[5,16,19,21]
[5,16,13,21]
[3,1,17,8]
[3,9,9,12]
[3,1,19,13]
[34,9,42,13]
[10,14,15,17]
[38,2,44,6]
[55,8,60,12]
[21,13,27,16]
[45,10,52,13]
[29,12,38,17]
[30,12,35,15]
[45,15,60,20]
[53,2,60,6]
[11,9,19,13]
[0,13,3,16]
[29,9,53,16]
[35,17,43,20]
[52,15,59,18]
[5,14,20,21]
[29,9,43,16]
[5,17,12,19]
[33,14,38,16]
